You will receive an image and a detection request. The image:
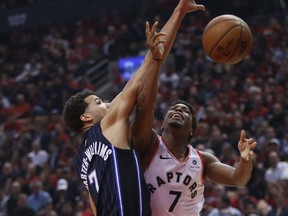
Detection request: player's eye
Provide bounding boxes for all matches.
[182,108,191,115]
[95,98,102,104]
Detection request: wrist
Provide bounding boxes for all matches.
[240,156,252,163]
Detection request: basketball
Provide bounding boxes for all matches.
[202,14,253,65]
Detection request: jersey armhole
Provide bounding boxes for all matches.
[143,137,160,172]
[195,149,205,185]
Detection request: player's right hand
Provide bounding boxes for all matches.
[145,21,166,61]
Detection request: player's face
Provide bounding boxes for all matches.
[84,95,110,122]
[163,103,192,129]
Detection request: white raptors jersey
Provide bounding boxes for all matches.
[144,136,205,216]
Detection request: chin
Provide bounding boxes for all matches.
[168,121,182,128]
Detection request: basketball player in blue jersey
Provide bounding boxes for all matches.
[62,21,166,215]
[131,1,257,216]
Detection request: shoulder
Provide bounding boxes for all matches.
[197,150,219,164]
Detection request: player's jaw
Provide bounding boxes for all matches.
[166,111,185,128]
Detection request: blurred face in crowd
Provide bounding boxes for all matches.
[268,151,279,167]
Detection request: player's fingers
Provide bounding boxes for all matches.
[154,39,166,47]
[155,32,167,37]
[153,32,166,42]
[196,4,205,11]
[151,21,159,35]
[145,21,150,33]
[247,138,254,144]
[250,142,257,149]
[239,142,246,151]
[240,130,246,142]
[145,21,151,36]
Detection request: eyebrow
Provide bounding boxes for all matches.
[170,105,190,112]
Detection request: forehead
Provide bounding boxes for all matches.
[169,103,190,110]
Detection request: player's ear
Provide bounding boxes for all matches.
[188,130,194,141]
[80,113,92,122]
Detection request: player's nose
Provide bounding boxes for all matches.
[175,107,183,112]
[105,103,110,109]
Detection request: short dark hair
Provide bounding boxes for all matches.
[62,90,96,133]
[170,100,198,133]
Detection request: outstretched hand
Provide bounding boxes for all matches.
[145,21,166,61]
[178,0,205,13]
[238,130,257,162]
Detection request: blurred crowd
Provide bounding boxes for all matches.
[0,0,288,215]
[0,0,64,10]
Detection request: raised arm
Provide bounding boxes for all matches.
[101,22,166,133]
[202,130,257,186]
[132,0,205,166]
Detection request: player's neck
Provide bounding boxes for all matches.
[162,133,189,161]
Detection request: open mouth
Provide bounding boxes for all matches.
[170,113,183,119]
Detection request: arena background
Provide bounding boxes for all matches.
[0,0,288,215]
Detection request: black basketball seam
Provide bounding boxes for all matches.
[203,18,241,38]
[208,24,241,59]
[223,20,243,64]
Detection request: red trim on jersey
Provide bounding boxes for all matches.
[143,137,160,172]
[160,136,191,164]
[195,149,205,185]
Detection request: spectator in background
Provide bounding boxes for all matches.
[268,103,285,135]
[21,162,39,194]
[13,193,35,216]
[159,55,180,89]
[0,183,8,216]
[208,194,242,216]
[230,186,258,213]
[266,138,282,160]
[0,162,14,193]
[15,56,42,83]
[267,190,288,216]
[218,142,239,167]
[7,180,22,216]
[27,180,52,214]
[265,151,288,183]
[248,167,267,200]
[59,200,75,216]
[27,138,49,168]
[1,93,32,119]
[47,140,60,171]
[53,178,75,214]
[265,181,283,208]
[0,91,11,109]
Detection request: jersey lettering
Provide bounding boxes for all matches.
[88,170,99,192]
[147,172,198,200]
[169,191,181,212]
[80,140,112,190]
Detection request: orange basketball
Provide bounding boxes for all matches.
[202,14,253,65]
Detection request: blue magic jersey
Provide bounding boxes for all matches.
[74,123,151,216]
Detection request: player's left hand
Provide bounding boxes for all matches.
[145,21,166,61]
[238,130,257,162]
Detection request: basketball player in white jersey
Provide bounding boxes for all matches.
[131,1,257,216]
